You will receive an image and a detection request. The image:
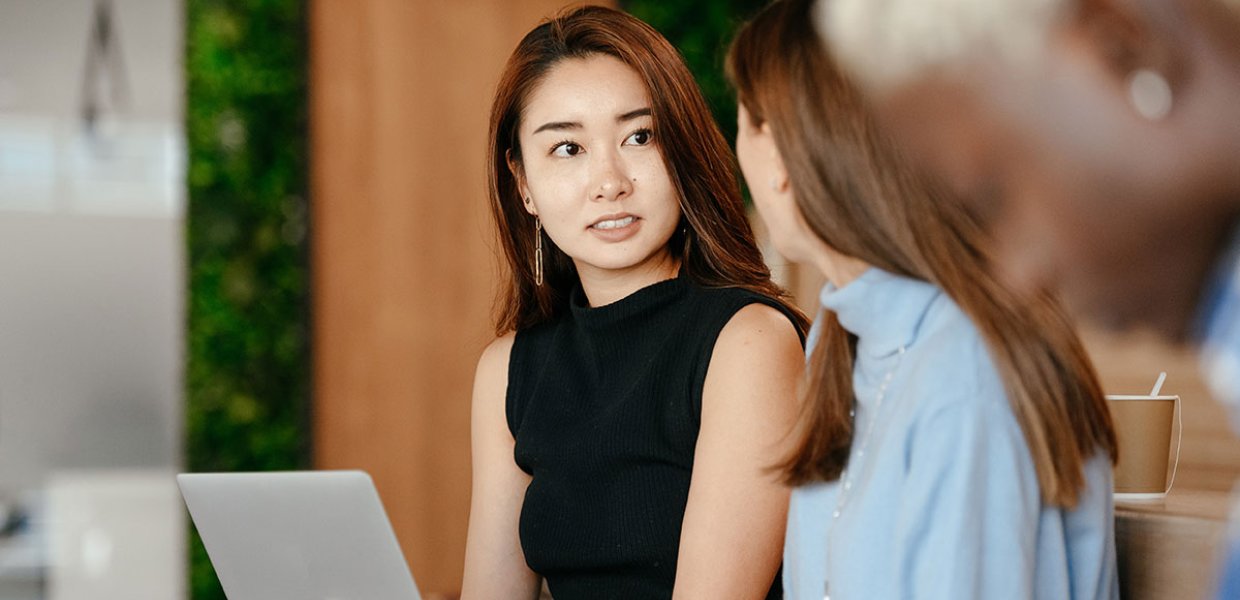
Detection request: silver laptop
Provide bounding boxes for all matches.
[177,470,422,600]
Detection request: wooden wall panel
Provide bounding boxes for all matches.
[310,1,607,594]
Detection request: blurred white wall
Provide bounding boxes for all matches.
[0,1,184,598]
[0,0,179,120]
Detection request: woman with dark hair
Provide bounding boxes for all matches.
[727,0,1119,598]
[461,6,808,599]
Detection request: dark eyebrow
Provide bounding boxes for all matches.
[532,120,581,134]
[531,108,652,135]
[618,107,652,122]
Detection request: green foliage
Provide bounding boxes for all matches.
[185,0,310,598]
[623,0,770,149]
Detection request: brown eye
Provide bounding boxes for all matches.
[552,142,582,158]
[625,128,653,146]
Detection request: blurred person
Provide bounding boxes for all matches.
[819,0,1240,596]
[727,0,1119,597]
[460,6,808,599]
[821,0,1240,414]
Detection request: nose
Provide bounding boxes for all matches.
[590,148,633,203]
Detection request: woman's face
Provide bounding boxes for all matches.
[512,54,680,281]
[735,103,810,263]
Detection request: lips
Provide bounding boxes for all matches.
[589,213,639,230]
[591,216,637,230]
[586,212,643,242]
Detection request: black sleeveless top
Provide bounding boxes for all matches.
[506,273,800,599]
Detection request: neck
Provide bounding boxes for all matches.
[804,237,869,289]
[575,250,680,307]
[1091,211,1238,341]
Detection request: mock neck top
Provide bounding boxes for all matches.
[567,271,690,328]
[507,273,800,600]
[785,267,1117,600]
[821,267,937,358]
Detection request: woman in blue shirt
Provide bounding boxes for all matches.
[726,0,1120,598]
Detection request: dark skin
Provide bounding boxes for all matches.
[859,0,1240,341]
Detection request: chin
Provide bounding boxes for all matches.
[586,254,663,272]
[580,244,673,273]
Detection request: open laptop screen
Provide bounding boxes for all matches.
[177,471,421,600]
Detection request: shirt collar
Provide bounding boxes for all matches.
[820,267,941,358]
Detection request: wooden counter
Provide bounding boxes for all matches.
[429,489,1236,599]
[1117,489,1235,599]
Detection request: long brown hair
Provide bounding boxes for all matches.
[487,5,807,335]
[727,0,1116,507]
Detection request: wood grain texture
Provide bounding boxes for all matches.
[1116,490,1232,600]
[310,1,607,593]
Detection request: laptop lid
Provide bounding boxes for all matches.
[177,470,421,600]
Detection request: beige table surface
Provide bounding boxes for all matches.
[1116,488,1234,600]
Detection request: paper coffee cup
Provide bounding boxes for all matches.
[1106,394,1180,499]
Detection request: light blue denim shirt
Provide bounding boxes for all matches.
[785,268,1118,600]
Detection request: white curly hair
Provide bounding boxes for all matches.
[820,0,1240,92]
[818,0,1066,92]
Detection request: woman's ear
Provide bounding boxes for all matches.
[1071,0,1183,93]
[761,122,792,194]
[506,148,537,216]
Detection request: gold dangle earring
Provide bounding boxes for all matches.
[534,217,544,286]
